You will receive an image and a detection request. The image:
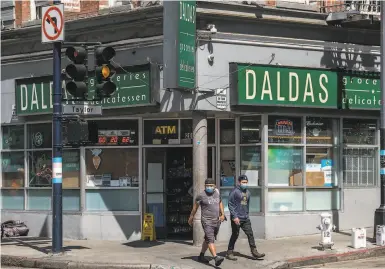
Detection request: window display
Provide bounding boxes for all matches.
[91,120,138,146]
[343,119,377,145]
[306,147,336,187]
[240,116,261,144]
[268,146,303,186]
[28,123,52,149]
[2,125,24,149]
[2,152,24,187]
[85,148,139,187]
[306,117,334,144]
[220,147,235,187]
[268,116,302,144]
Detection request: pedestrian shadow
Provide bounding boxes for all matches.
[181,255,221,268]
[217,251,264,261]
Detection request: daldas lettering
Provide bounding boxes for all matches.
[245,69,329,104]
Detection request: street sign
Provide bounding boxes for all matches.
[41,4,64,43]
[62,104,102,115]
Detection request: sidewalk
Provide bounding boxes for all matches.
[2,228,385,269]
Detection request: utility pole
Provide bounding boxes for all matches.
[374,0,385,239]
[192,111,207,246]
[52,0,63,254]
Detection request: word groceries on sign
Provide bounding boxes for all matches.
[233,64,380,110]
[15,68,151,115]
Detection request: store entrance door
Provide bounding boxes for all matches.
[144,147,214,240]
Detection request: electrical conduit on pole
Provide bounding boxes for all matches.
[52,0,63,254]
[374,0,385,240]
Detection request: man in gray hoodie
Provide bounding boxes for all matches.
[226,175,265,260]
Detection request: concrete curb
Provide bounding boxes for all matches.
[273,246,385,269]
[1,255,152,269]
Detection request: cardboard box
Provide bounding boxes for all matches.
[306,172,325,186]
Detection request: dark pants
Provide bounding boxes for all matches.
[228,218,256,251]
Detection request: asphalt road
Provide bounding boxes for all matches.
[296,256,385,268]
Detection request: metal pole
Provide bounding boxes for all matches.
[374,0,385,240]
[52,0,63,254]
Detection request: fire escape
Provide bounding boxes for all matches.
[323,0,381,29]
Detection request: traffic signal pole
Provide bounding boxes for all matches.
[52,0,63,254]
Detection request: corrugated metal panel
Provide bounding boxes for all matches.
[1,1,15,8]
[1,7,15,21]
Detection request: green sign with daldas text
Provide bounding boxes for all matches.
[15,65,153,115]
[231,64,380,110]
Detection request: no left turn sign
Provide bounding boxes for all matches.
[41,4,65,43]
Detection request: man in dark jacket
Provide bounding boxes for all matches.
[226,175,265,260]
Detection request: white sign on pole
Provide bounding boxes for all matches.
[62,104,103,115]
[41,4,65,44]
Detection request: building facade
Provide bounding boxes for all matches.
[1,0,382,242]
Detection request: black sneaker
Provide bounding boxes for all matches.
[198,254,210,264]
[214,256,224,266]
[226,250,237,261]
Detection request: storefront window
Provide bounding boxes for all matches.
[240,116,261,144]
[2,125,24,149]
[1,189,24,210]
[306,189,340,211]
[268,189,303,212]
[268,116,302,144]
[85,148,139,188]
[28,124,52,149]
[220,147,235,187]
[144,120,178,145]
[220,119,235,144]
[27,189,80,211]
[86,189,139,211]
[28,150,80,188]
[240,146,261,186]
[306,147,336,187]
[343,119,377,145]
[268,146,303,186]
[343,148,377,186]
[91,120,138,146]
[306,117,334,144]
[2,152,24,188]
[221,188,261,213]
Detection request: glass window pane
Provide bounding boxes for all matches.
[2,125,24,149]
[343,119,377,145]
[86,189,139,211]
[240,116,261,144]
[208,119,215,144]
[306,147,336,187]
[1,189,24,210]
[220,119,235,144]
[144,120,178,145]
[63,150,80,188]
[27,189,79,211]
[180,119,193,144]
[306,189,340,211]
[343,148,377,186]
[240,146,261,187]
[220,147,235,187]
[306,117,335,144]
[268,189,303,212]
[28,124,52,149]
[91,120,138,146]
[86,148,138,187]
[268,116,302,144]
[268,146,303,186]
[221,189,231,211]
[28,151,52,187]
[249,188,261,212]
[2,152,25,187]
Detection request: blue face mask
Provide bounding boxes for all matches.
[240,183,248,190]
[205,187,214,193]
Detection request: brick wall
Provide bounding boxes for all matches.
[66,1,99,20]
[15,0,31,27]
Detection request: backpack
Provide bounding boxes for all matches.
[1,220,29,239]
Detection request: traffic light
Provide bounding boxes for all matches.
[94,46,116,98]
[65,46,88,99]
